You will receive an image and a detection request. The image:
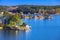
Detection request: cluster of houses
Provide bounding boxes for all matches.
[0,7,60,23]
[0,6,60,30]
[0,7,60,21]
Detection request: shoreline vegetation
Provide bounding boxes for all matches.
[0,5,60,30]
[0,12,30,30]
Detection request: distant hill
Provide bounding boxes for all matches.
[0,5,60,13]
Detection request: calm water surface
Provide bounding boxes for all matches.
[0,14,60,40]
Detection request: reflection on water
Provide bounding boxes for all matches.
[0,30,30,40]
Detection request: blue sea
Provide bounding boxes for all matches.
[0,14,60,40]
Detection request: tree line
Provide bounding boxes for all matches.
[0,5,60,13]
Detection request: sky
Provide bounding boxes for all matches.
[0,0,60,6]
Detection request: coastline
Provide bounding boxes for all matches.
[0,26,30,30]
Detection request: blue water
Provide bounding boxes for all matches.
[0,14,60,40]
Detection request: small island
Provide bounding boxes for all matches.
[0,11,30,30]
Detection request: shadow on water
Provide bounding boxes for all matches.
[0,30,28,40]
